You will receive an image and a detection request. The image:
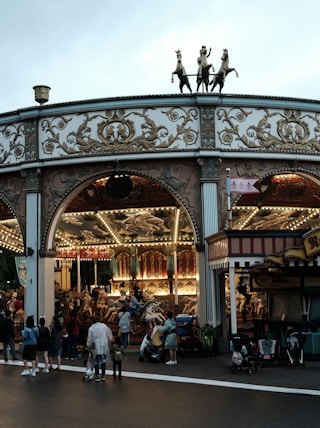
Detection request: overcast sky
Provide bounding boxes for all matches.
[1,0,320,113]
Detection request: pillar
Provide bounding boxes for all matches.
[197,157,221,326]
[229,264,237,335]
[23,168,42,321]
[38,251,56,322]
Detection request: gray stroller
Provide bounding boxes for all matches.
[286,330,307,369]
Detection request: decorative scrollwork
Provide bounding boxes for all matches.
[0,123,25,165]
[40,107,199,157]
[216,107,320,153]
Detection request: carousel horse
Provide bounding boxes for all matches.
[142,301,166,327]
[181,296,198,315]
[172,50,192,94]
[210,48,239,93]
[80,290,93,317]
[96,289,109,316]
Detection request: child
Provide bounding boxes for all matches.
[110,335,125,379]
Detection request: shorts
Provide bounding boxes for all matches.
[37,343,49,352]
[23,344,37,361]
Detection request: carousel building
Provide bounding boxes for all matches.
[1,90,320,354]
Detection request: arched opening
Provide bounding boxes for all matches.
[232,172,320,231]
[221,171,320,345]
[50,174,199,321]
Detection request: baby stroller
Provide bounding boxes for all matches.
[285,330,307,369]
[230,334,257,374]
[257,339,282,367]
[82,351,95,382]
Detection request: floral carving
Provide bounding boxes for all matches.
[216,107,320,152]
[0,123,25,165]
[40,107,199,157]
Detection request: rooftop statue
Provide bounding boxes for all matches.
[196,45,214,92]
[172,49,192,94]
[210,48,239,93]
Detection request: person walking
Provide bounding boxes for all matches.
[118,305,131,349]
[110,335,125,379]
[21,315,39,376]
[48,315,63,370]
[0,310,17,362]
[36,317,50,373]
[86,315,112,382]
[159,311,178,365]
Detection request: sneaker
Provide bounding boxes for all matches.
[101,377,106,381]
[21,369,30,376]
[35,368,40,373]
[174,361,178,365]
[94,376,101,382]
[43,368,50,373]
[31,370,36,377]
[165,360,175,365]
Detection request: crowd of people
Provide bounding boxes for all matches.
[0,285,179,380]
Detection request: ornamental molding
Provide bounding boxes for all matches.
[216,107,320,153]
[39,107,199,158]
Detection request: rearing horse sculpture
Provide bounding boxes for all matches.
[172,49,192,94]
[210,48,239,93]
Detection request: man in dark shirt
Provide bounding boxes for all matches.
[0,310,17,361]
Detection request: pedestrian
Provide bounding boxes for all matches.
[110,335,125,379]
[118,305,131,349]
[36,317,50,373]
[86,315,112,382]
[159,311,178,365]
[0,310,17,362]
[65,308,81,360]
[48,315,63,370]
[21,315,39,376]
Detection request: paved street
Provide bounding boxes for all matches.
[0,352,319,428]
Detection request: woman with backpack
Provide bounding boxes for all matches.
[118,305,131,349]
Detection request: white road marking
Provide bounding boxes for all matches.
[2,359,319,396]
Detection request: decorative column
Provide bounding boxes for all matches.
[39,250,56,322]
[228,263,237,335]
[22,168,42,321]
[77,251,81,292]
[197,157,221,326]
[93,258,98,287]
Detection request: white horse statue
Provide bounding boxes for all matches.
[142,301,166,326]
[210,48,239,93]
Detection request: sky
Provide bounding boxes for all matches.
[1,0,320,114]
